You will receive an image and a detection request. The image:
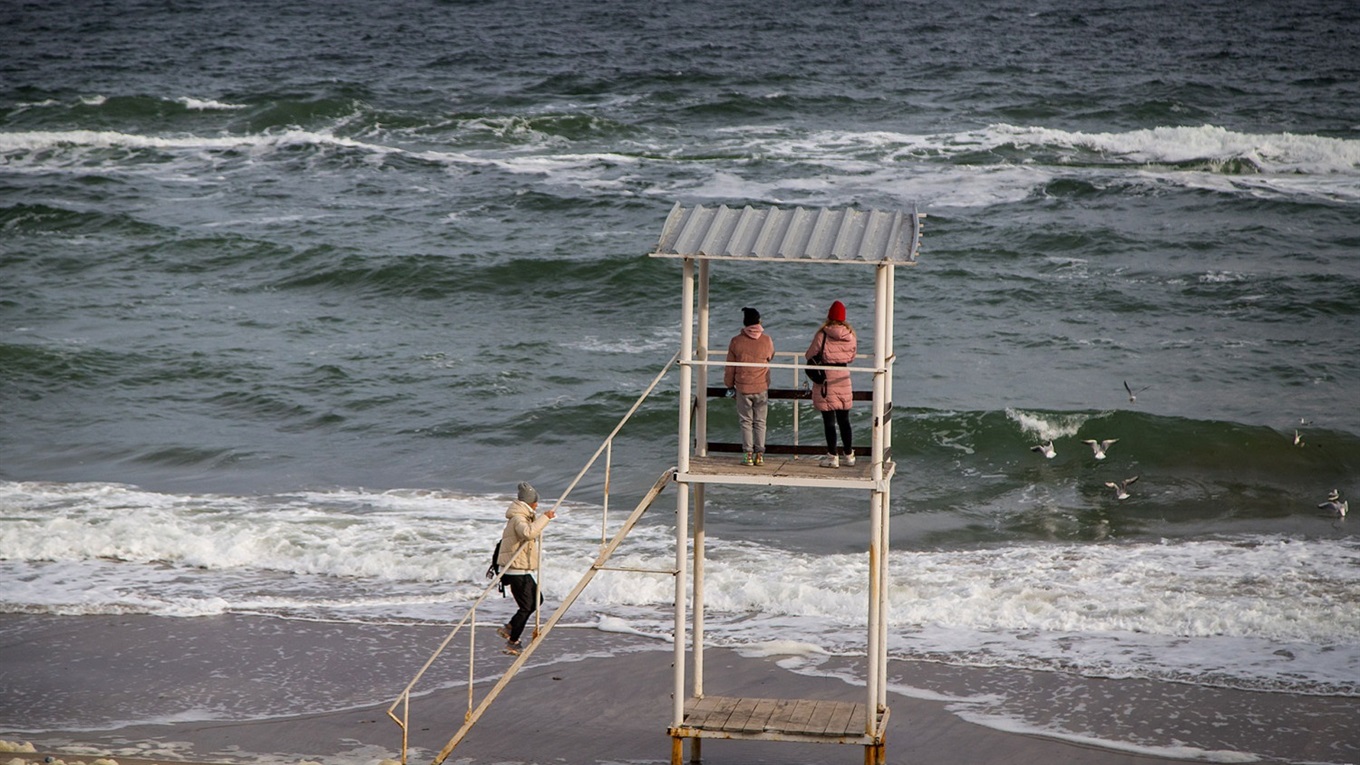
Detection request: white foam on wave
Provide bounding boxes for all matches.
[1006,407,1091,442]
[982,123,1360,175]
[3,480,1357,694]
[565,326,676,355]
[3,120,1354,211]
[0,128,400,167]
[949,709,1262,763]
[660,122,1360,208]
[175,96,247,111]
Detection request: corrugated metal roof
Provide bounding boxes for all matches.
[649,203,920,264]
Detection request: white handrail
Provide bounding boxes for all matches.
[385,351,682,765]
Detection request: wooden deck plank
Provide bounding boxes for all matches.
[805,700,840,734]
[787,698,818,731]
[677,696,882,744]
[722,697,762,733]
[742,698,781,733]
[825,701,861,736]
[686,696,734,729]
[768,698,799,730]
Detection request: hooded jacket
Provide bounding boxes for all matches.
[724,325,775,394]
[498,499,552,573]
[806,322,857,411]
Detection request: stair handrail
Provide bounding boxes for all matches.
[385,350,681,763]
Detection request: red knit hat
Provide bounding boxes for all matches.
[828,300,846,322]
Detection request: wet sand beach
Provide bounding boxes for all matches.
[4,613,1352,765]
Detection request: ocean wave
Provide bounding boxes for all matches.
[984,123,1360,175]
[0,127,398,163]
[176,96,247,111]
[2,479,1356,695]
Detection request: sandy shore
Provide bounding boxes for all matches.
[1,613,1353,765]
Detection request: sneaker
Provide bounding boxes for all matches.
[754,452,764,466]
[504,640,523,656]
[496,625,511,641]
[843,451,856,467]
[819,453,840,469]
[742,452,755,466]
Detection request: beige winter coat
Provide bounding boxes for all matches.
[497,499,552,573]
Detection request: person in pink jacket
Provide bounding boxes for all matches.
[724,306,775,466]
[806,300,858,468]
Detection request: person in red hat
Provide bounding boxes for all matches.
[806,300,857,468]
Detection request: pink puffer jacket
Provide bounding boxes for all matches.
[806,323,857,411]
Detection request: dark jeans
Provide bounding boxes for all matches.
[502,573,543,642]
[822,409,852,454]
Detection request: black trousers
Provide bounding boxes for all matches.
[502,573,543,642]
[822,409,852,454]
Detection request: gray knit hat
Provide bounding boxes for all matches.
[517,481,539,504]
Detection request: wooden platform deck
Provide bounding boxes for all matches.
[679,453,895,490]
[670,694,887,745]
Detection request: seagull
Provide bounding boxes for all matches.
[1294,429,1304,447]
[1030,440,1057,459]
[1123,381,1150,403]
[1083,438,1118,459]
[1318,489,1348,518]
[1105,476,1139,500]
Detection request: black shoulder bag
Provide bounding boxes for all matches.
[805,332,828,385]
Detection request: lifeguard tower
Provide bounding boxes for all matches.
[650,202,922,764]
[388,202,922,765]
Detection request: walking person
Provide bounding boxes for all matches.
[496,481,556,655]
[806,300,857,468]
[724,306,775,466]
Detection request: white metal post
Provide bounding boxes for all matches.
[678,259,694,475]
[673,257,695,729]
[867,488,882,734]
[879,482,891,713]
[880,262,895,712]
[696,260,711,457]
[873,263,889,482]
[673,481,690,728]
[693,261,710,697]
[693,483,705,698]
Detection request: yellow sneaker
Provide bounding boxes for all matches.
[754,452,764,466]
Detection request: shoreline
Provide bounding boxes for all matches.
[5,613,1355,765]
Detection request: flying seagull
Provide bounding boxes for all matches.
[1318,489,1348,518]
[1294,430,1304,447]
[1030,440,1056,459]
[1123,381,1150,403]
[1105,475,1139,500]
[1083,438,1118,459]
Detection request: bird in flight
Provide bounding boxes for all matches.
[1123,381,1150,403]
[1083,438,1118,459]
[1105,476,1140,500]
[1030,440,1056,459]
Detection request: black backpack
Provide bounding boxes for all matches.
[486,540,505,596]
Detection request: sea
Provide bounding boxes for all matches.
[2,0,1359,762]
